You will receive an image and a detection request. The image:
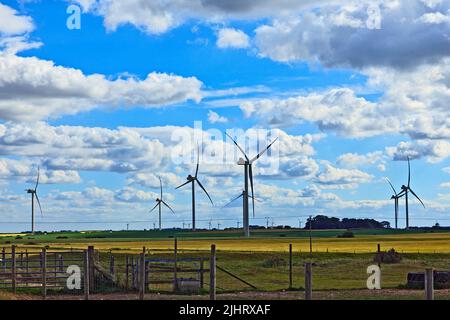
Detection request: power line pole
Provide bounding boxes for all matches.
[127,223,129,231]
[271,217,274,228]
[217,223,221,230]
[237,220,240,229]
[265,217,270,229]
[298,219,302,229]
[209,220,212,230]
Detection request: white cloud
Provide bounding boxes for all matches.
[207,110,228,124]
[386,140,450,163]
[0,54,203,121]
[216,28,250,49]
[337,151,386,169]
[0,3,35,35]
[74,0,338,35]
[440,182,450,188]
[254,0,450,70]
[314,163,373,189]
[0,4,41,54]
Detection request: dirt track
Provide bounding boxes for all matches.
[2,289,445,300]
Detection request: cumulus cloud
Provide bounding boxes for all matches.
[254,0,450,70]
[314,163,373,189]
[74,0,338,34]
[0,3,35,35]
[0,3,42,54]
[240,88,396,138]
[0,54,203,121]
[386,140,450,163]
[216,28,250,49]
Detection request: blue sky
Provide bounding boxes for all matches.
[0,0,449,232]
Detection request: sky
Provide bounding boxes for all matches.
[0,0,449,232]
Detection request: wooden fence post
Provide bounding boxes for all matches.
[11,245,16,294]
[26,250,29,274]
[210,244,216,301]
[289,244,293,289]
[84,250,89,300]
[305,263,312,300]
[87,246,95,292]
[131,257,136,290]
[42,248,47,300]
[1,247,5,272]
[110,255,115,275]
[174,238,178,291]
[425,268,434,300]
[125,255,129,290]
[139,253,146,300]
[59,254,64,272]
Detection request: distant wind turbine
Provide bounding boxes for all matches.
[26,167,43,234]
[150,177,175,230]
[400,157,425,229]
[226,133,278,237]
[176,145,213,231]
[386,178,405,229]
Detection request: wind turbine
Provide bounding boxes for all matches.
[226,133,278,237]
[26,167,43,234]
[386,178,405,229]
[176,145,213,231]
[150,177,175,230]
[400,157,425,229]
[224,190,259,211]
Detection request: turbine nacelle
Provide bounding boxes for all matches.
[187,174,195,181]
[237,158,247,166]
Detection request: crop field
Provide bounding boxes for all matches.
[2,228,450,253]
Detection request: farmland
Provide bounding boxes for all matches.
[2,228,450,253]
[1,228,450,300]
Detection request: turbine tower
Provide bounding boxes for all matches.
[150,177,175,230]
[400,157,425,229]
[26,167,43,234]
[386,178,405,229]
[226,133,278,237]
[176,145,213,231]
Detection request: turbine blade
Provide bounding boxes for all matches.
[35,193,43,217]
[249,164,255,218]
[409,188,425,208]
[176,180,191,189]
[385,178,397,196]
[196,179,214,206]
[248,194,261,202]
[223,193,243,208]
[408,157,411,187]
[150,202,159,213]
[250,137,279,163]
[162,200,175,214]
[195,143,200,178]
[35,166,40,191]
[225,133,249,162]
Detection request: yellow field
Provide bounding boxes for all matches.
[18,232,450,253]
[0,234,24,238]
